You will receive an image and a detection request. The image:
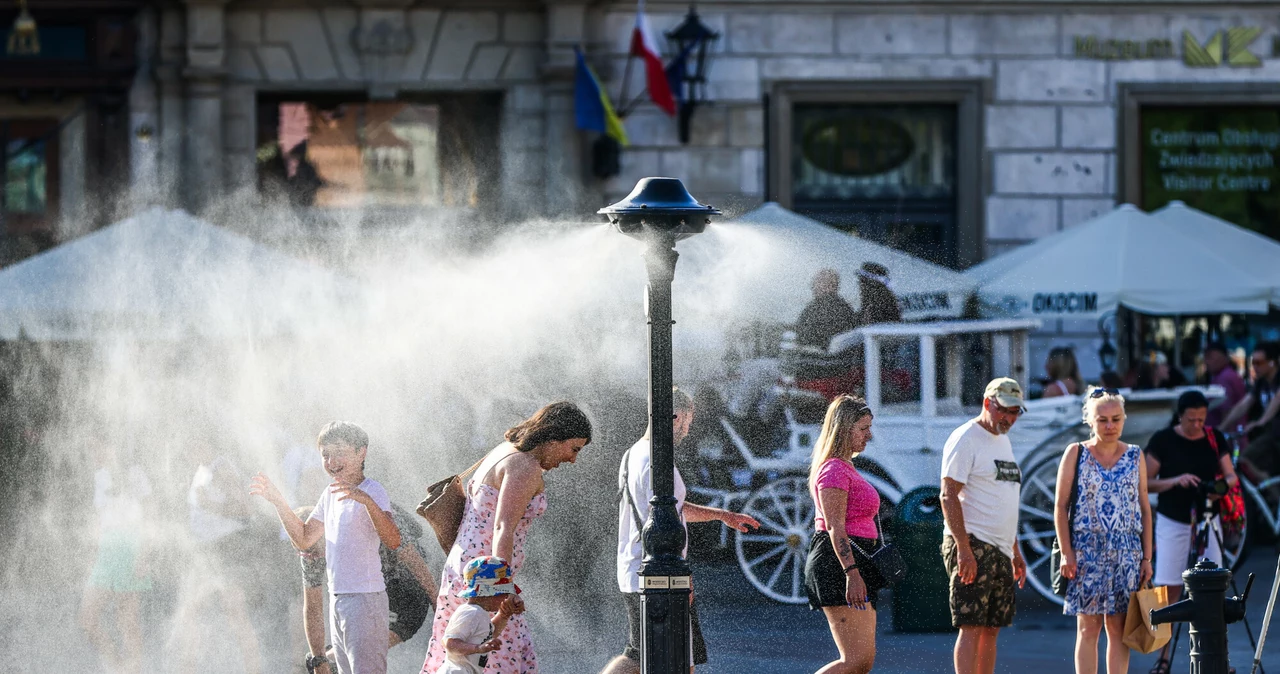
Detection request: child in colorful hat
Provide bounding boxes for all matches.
[436,556,518,674]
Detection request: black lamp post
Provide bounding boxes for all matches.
[600,177,719,674]
[664,5,719,145]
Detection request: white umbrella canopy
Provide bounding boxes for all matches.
[967,204,1274,319]
[675,202,975,322]
[1151,200,1280,307]
[0,207,363,340]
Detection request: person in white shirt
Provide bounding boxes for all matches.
[252,421,401,674]
[940,378,1028,674]
[599,387,759,674]
[435,555,518,674]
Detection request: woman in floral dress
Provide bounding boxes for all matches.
[421,402,592,674]
[1054,387,1153,674]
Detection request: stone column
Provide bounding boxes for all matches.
[540,1,589,217]
[129,7,161,210]
[157,6,185,207]
[182,0,229,214]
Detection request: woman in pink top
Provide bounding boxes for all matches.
[803,395,883,674]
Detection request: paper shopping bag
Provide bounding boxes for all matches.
[1122,584,1171,654]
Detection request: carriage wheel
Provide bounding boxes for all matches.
[1017,454,1065,605]
[734,475,813,604]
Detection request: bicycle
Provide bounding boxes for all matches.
[1224,427,1280,548]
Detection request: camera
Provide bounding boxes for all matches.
[1198,477,1230,498]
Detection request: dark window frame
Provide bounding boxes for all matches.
[767,80,986,270]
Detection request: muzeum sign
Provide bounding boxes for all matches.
[1074,27,1276,66]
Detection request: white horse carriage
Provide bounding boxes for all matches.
[685,318,1233,605]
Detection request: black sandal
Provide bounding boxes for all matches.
[1148,658,1170,674]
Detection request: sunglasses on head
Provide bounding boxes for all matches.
[1089,387,1121,398]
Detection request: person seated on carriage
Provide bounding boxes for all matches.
[791,265,903,402]
[795,269,859,351]
[1039,346,1084,399]
[853,262,902,327]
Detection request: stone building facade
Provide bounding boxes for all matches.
[7,1,1280,372]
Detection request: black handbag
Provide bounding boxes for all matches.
[849,510,907,586]
[1050,444,1086,596]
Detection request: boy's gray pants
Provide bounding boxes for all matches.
[331,591,389,674]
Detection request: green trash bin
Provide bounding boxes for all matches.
[888,486,953,633]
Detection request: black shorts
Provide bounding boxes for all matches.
[803,529,886,612]
[386,576,432,642]
[621,591,707,665]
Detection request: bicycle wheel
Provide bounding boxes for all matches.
[1017,453,1063,605]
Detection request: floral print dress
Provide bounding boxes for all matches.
[1065,444,1144,616]
[421,478,547,673]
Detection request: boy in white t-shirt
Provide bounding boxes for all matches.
[436,556,518,674]
[252,421,401,674]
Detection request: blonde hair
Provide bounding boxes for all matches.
[1082,386,1127,431]
[808,396,873,493]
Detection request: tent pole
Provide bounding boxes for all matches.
[1174,314,1182,375]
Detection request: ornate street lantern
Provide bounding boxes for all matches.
[6,0,39,56]
[664,5,719,145]
[599,177,720,673]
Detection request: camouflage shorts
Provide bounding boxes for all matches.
[941,534,1016,628]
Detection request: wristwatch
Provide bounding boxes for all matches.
[305,654,329,673]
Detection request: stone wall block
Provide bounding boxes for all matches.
[728,14,833,54]
[265,11,340,80]
[503,11,544,43]
[226,11,261,44]
[660,148,742,193]
[187,5,226,70]
[257,45,299,81]
[624,111,681,147]
[729,106,763,147]
[499,46,541,81]
[836,14,947,56]
[986,196,1060,239]
[741,148,763,195]
[322,9,362,81]
[1061,106,1116,150]
[468,45,510,80]
[227,46,262,80]
[690,106,729,146]
[997,60,1106,102]
[427,12,499,80]
[603,149,661,195]
[507,84,545,112]
[401,10,443,80]
[994,152,1109,195]
[705,56,760,101]
[1062,197,1117,228]
[986,105,1058,149]
[950,14,1059,56]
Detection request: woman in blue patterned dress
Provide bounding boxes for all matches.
[1054,387,1154,674]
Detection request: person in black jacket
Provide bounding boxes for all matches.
[855,263,902,326]
[796,269,859,350]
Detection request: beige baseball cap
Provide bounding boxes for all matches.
[984,377,1026,411]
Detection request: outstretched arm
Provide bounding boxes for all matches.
[250,473,323,550]
[682,502,760,532]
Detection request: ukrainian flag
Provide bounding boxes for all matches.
[574,46,628,146]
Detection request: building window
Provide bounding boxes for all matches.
[257,93,502,220]
[0,119,59,236]
[790,104,957,267]
[257,100,441,209]
[1140,105,1280,242]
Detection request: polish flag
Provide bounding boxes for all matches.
[631,2,677,115]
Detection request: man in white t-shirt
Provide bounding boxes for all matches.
[599,388,759,674]
[939,378,1028,674]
